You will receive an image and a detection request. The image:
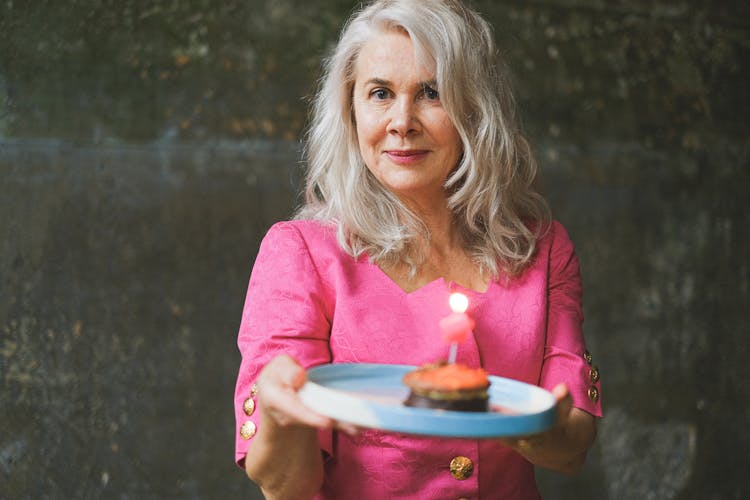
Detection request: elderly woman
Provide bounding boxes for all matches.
[233,0,602,498]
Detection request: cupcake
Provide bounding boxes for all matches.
[402,362,490,412]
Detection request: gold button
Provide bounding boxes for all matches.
[250,383,259,397]
[240,421,256,440]
[243,397,256,416]
[449,456,473,480]
[589,366,600,383]
[583,350,593,365]
[588,386,599,403]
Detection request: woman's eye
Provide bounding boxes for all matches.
[371,88,390,100]
[422,86,439,100]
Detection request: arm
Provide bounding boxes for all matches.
[503,222,601,473]
[233,223,336,497]
[502,384,596,474]
[244,355,332,499]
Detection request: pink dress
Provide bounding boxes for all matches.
[234,219,602,499]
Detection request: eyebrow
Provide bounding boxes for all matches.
[362,78,438,88]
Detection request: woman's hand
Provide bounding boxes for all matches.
[257,354,360,435]
[257,354,333,430]
[245,355,359,500]
[500,383,596,475]
[244,355,332,500]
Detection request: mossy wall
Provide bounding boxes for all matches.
[1,1,748,498]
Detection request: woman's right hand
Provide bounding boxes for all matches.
[245,354,337,498]
[256,354,333,430]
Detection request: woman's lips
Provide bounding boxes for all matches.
[384,149,430,164]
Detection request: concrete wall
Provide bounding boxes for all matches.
[1,1,748,498]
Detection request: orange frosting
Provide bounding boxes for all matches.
[403,363,490,391]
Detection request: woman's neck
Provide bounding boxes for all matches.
[382,201,489,293]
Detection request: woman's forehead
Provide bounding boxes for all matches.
[354,30,436,84]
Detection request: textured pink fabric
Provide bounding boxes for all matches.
[234,219,602,499]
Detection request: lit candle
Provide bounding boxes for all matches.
[439,292,475,363]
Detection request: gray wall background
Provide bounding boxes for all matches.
[1,1,748,498]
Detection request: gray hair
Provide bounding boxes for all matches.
[296,0,550,277]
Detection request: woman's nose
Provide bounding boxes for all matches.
[387,98,420,136]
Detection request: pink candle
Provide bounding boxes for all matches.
[440,293,474,363]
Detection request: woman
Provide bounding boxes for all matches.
[234,0,602,498]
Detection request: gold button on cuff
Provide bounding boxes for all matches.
[588,386,599,403]
[250,383,259,397]
[243,397,256,416]
[240,421,257,440]
[583,350,593,365]
[449,456,474,480]
[589,366,600,383]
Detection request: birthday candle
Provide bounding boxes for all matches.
[439,292,475,363]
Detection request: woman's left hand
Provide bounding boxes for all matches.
[499,383,596,475]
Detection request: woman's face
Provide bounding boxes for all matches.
[352,30,462,206]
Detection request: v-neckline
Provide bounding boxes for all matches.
[365,256,491,297]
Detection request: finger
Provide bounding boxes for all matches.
[259,355,333,428]
[265,354,305,387]
[290,364,308,390]
[551,383,573,423]
[265,387,333,428]
[551,383,569,401]
[333,421,360,436]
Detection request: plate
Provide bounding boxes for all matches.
[298,363,556,438]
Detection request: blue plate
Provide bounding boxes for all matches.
[298,363,556,438]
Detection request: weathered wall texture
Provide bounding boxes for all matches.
[1,1,748,499]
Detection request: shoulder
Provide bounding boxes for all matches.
[253,220,364,298]
[511,220,579,282]
[538,220,582,287]
[258,219,351,276]
[536,220,576,257]
[263,219,339,250]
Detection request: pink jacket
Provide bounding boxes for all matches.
[234,219,602,499]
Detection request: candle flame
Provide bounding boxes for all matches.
[449,292,469,313]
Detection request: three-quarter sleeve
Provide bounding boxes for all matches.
[539,222,603,417]
[234,222,334,467]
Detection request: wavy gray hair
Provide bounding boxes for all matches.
[296,0,550,277]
